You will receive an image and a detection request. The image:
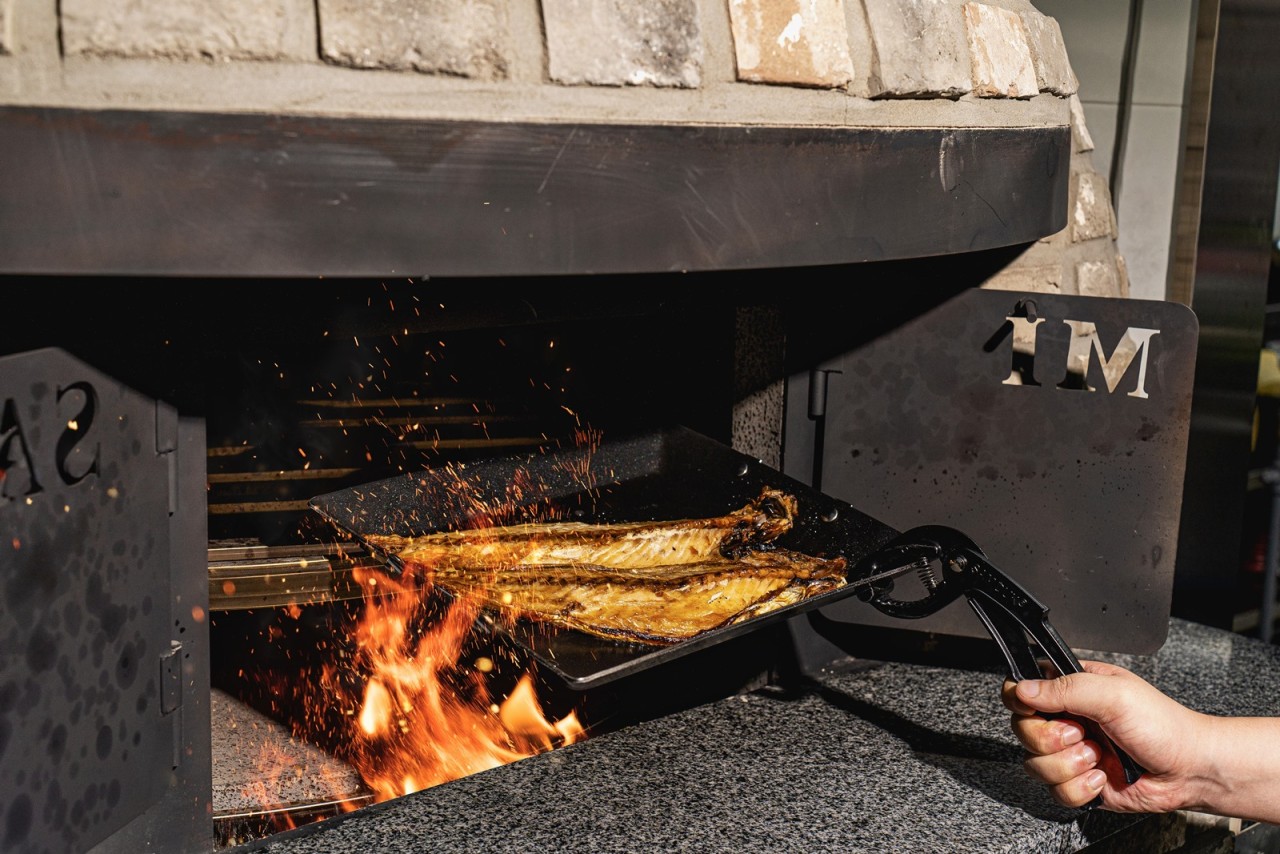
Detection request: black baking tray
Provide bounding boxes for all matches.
[310,426,899,688]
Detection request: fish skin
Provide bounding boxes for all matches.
[369,488,799,570]
[402,548,847,646]
[379,488,844,645]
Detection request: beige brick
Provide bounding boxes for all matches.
[1037,225,1068,246]
[1011,316,1041,355]
[982,263,1062,294]
[319,0,508,79]
[1116,254,1131,297]
[1076,260,1118,297]
[544,0,702,88]
[1069,95,1095,153]
[1071,171,1116,243]
[861,0,971,98]
[962,3,1037,98]
[0,0,11,55]
[61,0,314,61]
[1020,9,1077,96]
[729,0,854,88]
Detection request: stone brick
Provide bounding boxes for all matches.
[0,0,11,55]
[1116,254,1131,297]
[60,0,313,61]
[1071,171,1115,243]
[543,0,702,88]
[1064,318,1142,392]
[1069,95,1095,153]
[1020,9,1077,96]
[1076,260,1118,297]
[962,3,1037,98]
[319,0,508,80]
[861,0,971,98]
[733,385,784,467]
[733,306,785,468]
[982,263,1062,294]
[729,0,854,88]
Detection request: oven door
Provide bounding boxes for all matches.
[0,348,210,854]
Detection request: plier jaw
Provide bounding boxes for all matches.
[854,526,1145,789]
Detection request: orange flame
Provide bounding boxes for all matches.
[315,564,584,803]
[502,674,575,752]
[357,679,393,738]
[247,429,599,833]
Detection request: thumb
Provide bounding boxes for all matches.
[1015,672,1130,726]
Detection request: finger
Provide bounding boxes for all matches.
[1079,660,1133,679]
[1035,660,1062,679]
[1001,680,1036,715]
[1048,769,1108,809]
[1023,740,1101,785]
[1011,714,1085,755]
[1014,671,1129,726]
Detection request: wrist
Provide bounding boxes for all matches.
[1180,715,1280,822]
[1181,711,1230,814]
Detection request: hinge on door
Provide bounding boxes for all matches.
[160,640,182,715]
[807,368,841,492]
[161,641,183,769]
[156,401,178,515]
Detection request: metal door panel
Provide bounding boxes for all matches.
[787,290,1198,654]
[1,348,186,854]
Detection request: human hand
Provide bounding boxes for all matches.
[1001,661,1212,812]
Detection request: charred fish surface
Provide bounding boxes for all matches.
[405,548,847,645]
[369,488,798,571]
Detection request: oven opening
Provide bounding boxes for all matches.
[6,237,1182,851]
[6,274,802,846]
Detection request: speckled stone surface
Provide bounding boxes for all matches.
[251,620,1280,853]
[212,690,364,813]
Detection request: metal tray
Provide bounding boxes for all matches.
[310,426,898,688]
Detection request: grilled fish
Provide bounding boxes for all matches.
[369,488,798,571]
[376,488,845,645]
[405,548,847,645]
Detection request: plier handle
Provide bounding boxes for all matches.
[855,526,1145,790]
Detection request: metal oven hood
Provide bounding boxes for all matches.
[0,107,1068,277]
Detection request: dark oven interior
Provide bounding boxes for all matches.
[1,257,1014,848]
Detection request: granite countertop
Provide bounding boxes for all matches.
[247,619,1280,853]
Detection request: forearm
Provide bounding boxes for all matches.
[1188,715,1280,823]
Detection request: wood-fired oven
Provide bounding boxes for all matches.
[0,1,1208,851]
